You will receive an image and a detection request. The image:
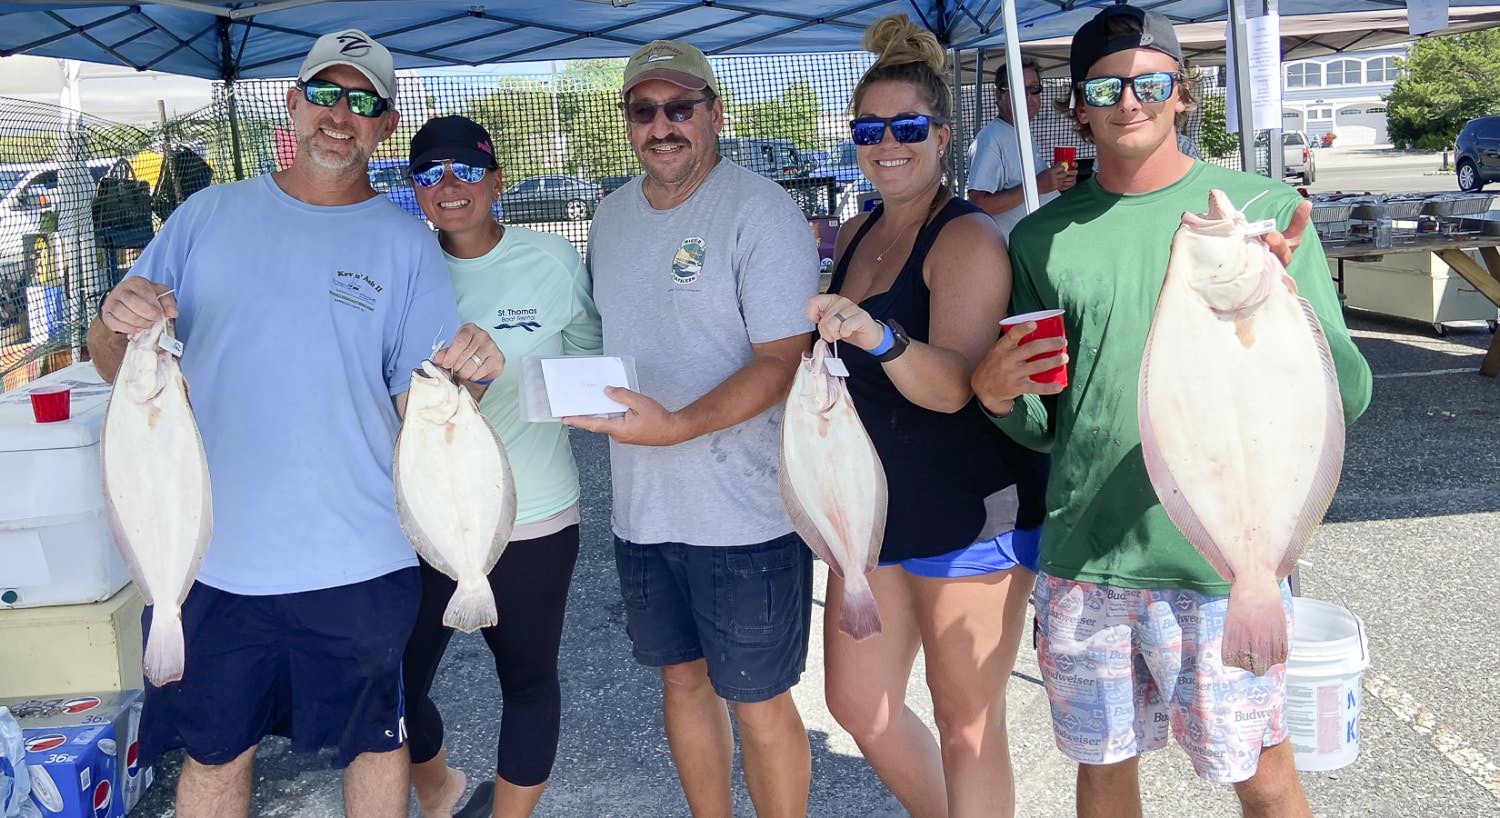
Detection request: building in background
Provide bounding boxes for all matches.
[1280,44,1404,146]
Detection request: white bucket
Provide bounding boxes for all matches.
[1284,597,1370,772]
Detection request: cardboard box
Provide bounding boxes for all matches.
[4,690,152,814]
[21,722,121,818]
[0,585,144,698]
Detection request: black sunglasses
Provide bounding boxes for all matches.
[299,79,389,118]
[849,114,947,146]
[1076,72,1178,107]
[1001,84,1044,96]
[622,97,711,125]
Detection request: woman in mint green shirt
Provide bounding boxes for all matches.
[399,115,602,818]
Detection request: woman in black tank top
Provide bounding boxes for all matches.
[802,16,1044,818]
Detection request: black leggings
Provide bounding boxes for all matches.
[402,524,579,787]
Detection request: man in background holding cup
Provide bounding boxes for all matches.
[966,57,1077,242]
[972,4,1370,815]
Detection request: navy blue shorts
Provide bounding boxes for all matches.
[614,533,813,703]
[138,568,419,769]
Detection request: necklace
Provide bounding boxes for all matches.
[874,221,913,263]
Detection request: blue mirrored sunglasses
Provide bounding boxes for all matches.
[410,160,489,188]
[849,114,947,146]
[1077,72,1178,107]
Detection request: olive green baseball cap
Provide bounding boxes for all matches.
[622,40,720,98]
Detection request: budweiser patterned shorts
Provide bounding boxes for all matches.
[1032,573,1294,784]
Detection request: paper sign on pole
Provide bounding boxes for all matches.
[1409,0,1449,36]
[1225,12,1283,132]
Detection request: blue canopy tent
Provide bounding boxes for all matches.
[0,0,1485,202]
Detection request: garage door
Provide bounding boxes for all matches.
[1282,109,1304,133]
[1336,105,1390,146]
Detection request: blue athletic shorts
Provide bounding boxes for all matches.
[614,533,813,703]
[880,527,1041,577]
[138,568,419,769]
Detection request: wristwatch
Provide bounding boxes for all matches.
[872,319,910,363]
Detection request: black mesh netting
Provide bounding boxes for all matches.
[2,54,1250,391]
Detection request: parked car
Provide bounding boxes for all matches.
[368,159,503,224]
[598,174,634,197]
[1252,131,1316,186]
[501,175,603,222]
[811,140,862,184]
[1455,115,1500,192]
[718,137,807,180]
[1,158,119,273]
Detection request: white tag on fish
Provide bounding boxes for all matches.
[158,332,184,358]
[824,356,850,378]
[1244,218,1278,237]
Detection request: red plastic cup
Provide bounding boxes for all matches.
[1000,309,1068,387]
[1053,146,1077,172]
[30,385,71,423]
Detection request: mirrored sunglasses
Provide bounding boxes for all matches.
[622,97,710,125]
[410,161,489,188]
[849,114,946,146]
[299,79,389,118]
[1077,72,1178,107]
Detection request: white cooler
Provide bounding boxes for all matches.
[0,362,130,609]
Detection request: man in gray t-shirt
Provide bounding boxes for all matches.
[567,39,818,818]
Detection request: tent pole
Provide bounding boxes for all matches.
[1001,0,1039,213]
[219,17,245,180]
[951,47,966,193]
[974,45,986,177]
[1228,0,1258,175]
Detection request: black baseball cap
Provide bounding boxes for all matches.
[1069,5,1183,90]
[408,115,498,173]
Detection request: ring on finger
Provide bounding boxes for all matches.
[835,312,849,325]
[471,354,483,366]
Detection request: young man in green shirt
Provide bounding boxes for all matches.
[971,6,1372,817]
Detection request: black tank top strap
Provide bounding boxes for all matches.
[828,204,885,295]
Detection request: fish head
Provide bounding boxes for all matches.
[119,318,170,404]
[406,359,463,423]
[1175,189,1279,318]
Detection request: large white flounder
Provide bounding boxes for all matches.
[101,318,212,686]
[1140,189,1345,676]
[780,340,887,640]
[394,361,516,633]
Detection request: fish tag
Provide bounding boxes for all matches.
[824,357,850,378]
[1244,218,1278,237]
[158,332,184,358]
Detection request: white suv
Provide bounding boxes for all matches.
[0,159,119,276]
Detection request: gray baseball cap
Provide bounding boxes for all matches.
[298,29,396,100]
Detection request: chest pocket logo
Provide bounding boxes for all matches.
[329,270,383,314]
[671,236,706,285]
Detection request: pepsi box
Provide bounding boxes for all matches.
[19,722,120,818]
[1,692,151,814]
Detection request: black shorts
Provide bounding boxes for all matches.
[138,568,419,769]
[614,533,813,703]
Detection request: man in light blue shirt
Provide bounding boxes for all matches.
[86,29,500,818]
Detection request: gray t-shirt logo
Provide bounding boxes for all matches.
[671,236,706,284]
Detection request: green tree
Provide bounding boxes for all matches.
[556,59,636,180]
[1198,94,1239,159]
[730,79,820,150]
[1387,30,1500,150]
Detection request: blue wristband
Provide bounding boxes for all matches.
[868,322,895,356]
[472,378,494,386]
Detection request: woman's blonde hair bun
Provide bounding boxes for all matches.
[862,14,946,75]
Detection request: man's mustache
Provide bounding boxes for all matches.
[644,137,690,150]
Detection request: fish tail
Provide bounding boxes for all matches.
[143,605,186,686]
[838,574,883,641]
[1221,579,1288,677]
[442,578,498,634]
